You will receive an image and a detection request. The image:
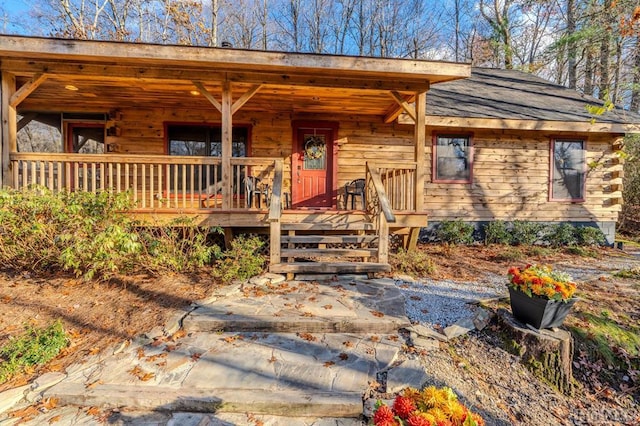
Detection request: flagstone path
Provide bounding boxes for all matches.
[2,275,432,425]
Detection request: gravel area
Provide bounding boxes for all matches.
[395,273,507,327]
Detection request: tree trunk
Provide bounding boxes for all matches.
[567,0,577,89]
[631,36,640,112]
[584,46,594,97]
[598,0,612,101]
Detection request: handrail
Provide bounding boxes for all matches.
[268,159,283,266]
[10,152,276,167]
[268,159,283,222]
[366,162,396,223]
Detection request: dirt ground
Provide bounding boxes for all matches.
[0,271,213,392]
[0,244,638,424]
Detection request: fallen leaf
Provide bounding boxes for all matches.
[85,380,103,389]
[370,335,380,342]
[1,295,12,303]
[140,372,155,381]
[137,348,146,359]
[297,332,317,342]
[308,296,317,302]
[410,295,422,301]
[171,329,186,340]
[8,405,38,421]
[268,355,277,363]
[88,347,101,356]
[86,407,101,416]
[191,352,202,361]
[370,310,384,318]
[48,415,61,424]
[41,397,58,410]
[343,341,354,348]
[339,353,349,360]
[322,304,333,310]
[302,312,314,317]
[323,361,335,367]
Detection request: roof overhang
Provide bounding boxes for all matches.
[0,35,471,117]
[398,114,640,134]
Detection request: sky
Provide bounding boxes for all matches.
[0,0,36,34]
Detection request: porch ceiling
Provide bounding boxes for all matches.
[0,35,471,117]
[14,74,405,116]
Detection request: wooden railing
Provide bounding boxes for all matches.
[365,162,396,264]
[371,161,417,212]
[268,160,284,265]
[9,153,277,211]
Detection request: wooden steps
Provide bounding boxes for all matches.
[270,211,388,275]
[269,261,390,274]
[280,248,377,258]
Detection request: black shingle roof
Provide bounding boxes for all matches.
[427,68,640,124]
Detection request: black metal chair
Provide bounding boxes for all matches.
[244,176,269,208]
[344,178,366,210]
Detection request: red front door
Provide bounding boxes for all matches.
[292,125,334,208]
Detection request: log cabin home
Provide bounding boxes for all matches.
[0,36,638,275]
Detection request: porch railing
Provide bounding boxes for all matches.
[371,161,417,212]
[9,153,277,211]
[365,162,396,264]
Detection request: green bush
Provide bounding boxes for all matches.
[576,226,606,246]
[391,248,436,277]
[511,220,543,245]
[493,246,524,262]
[0,188,140,279]
[546,223,578,247]
[436,220,474,244]
[0,320,68,383]
[483,220,512,245]
[213,235,266,283]
[0,188,222,279]
[138,219,221,273]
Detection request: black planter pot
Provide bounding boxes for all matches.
[508,287,578,329]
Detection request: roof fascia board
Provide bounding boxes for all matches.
[398,114,640,133]
[0,35,470,82]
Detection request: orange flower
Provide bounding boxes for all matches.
[393,395,417,419]
[373,405,399,426]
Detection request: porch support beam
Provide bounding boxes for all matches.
[192,81,222,112]
[414,91,426,213]
[383,93,415,124]
[9,73,48,108]
[1,72,17,188]
[388,91,416,122]
[221,79,232,209]
[232,84,262,115]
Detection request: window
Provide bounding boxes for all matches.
[166,125,249,192]
[433,134,472,183]
[168,126,248,157]
[550,139,585,201]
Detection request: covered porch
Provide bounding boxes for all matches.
[0,35,470,273]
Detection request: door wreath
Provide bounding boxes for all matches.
[304,136,326,160]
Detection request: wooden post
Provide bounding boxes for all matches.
[414,91,426,212]
[1,72,17,188]
[378,211,389,264]
[221,79,232,209]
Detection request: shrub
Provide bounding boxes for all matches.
[213,235,266,283]
[0,320,68,383]
[436,219,474,244]
[546,223,578,247]
[0,188,223,279]
[138,219,221,273]
[0,188,141,279]
[576,226,606,246]
[511,220,543,245]
[483,220,512,245]
[390,248,436,277]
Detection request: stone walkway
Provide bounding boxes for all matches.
[0,275,432,425]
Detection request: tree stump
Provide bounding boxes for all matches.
[497,308,574,394]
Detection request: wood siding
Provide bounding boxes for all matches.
[100,107,621,222]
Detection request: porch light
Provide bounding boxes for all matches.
[64,85,79,91]
[190,90,201,96]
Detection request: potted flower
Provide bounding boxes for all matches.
[507,264,578,329]
[371,386,484,426]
